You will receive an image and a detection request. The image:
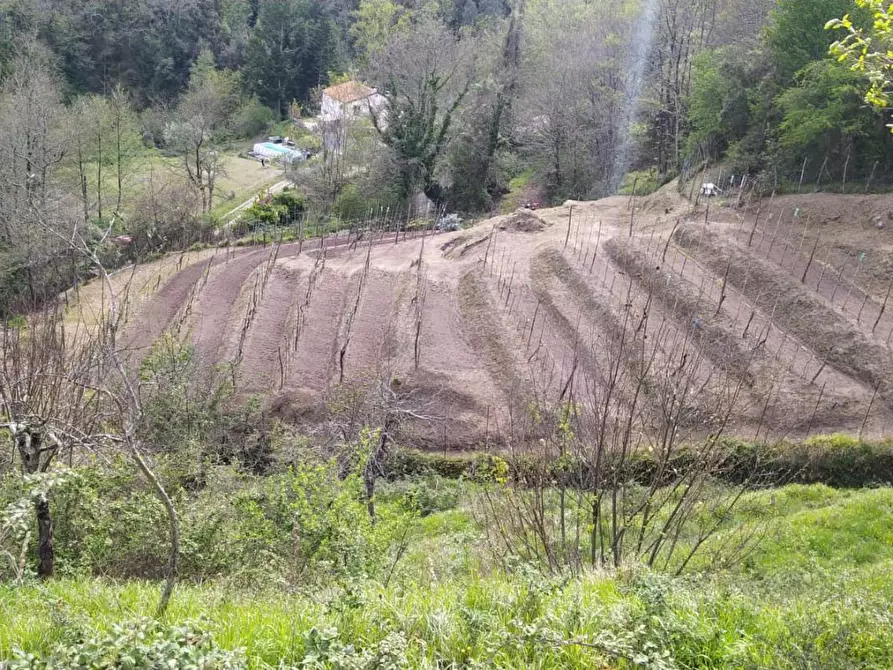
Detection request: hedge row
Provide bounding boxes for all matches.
[384,434,893,489]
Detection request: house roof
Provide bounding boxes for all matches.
[323,81,376,104]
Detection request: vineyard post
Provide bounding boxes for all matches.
[872,275,893,334]
[565,205,574,250]
[816,247,832,292]
[590,220,603,273]
[801,233,821,283]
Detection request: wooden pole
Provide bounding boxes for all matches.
[872,275,893,334]
[747,200,762,247]
[867,160,878,193]
[842,147,851,194]
[801,233,821,283]
[816,247,832,292]
[564,205,574,250]
[815,154,829,192]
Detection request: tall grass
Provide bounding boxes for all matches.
[3,485,893,668]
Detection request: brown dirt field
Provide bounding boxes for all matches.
[284,268,350,395]
[718,205,893,347]
[189,246,284,365]
[236,263,305,393]
[118,246,247,358]
[338,269,404,383]
[674,223,893,418]
[69,190,893,449]
[497,209,549,233]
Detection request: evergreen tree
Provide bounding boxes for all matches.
[244,0,336,116]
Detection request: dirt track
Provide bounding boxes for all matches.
[107,191,893,448]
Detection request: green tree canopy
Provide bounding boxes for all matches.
[829,0,893,116]
[243,0,336,117]
[766,0,865,81]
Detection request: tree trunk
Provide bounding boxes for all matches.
[363,418,396,524]
[35,495,54,578]
[17,430,55,578]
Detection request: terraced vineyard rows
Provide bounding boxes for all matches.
[111,195,893,448]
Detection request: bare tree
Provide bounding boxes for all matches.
[108,85,141,216]
[474,239,773,575]
[367,13,476,204]
[518,0,633,200]
[0,43,72,311]
[0,309,107,577]
[165,67,241,213]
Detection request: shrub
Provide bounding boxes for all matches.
[381,475,462,517]
[8,619,246,670]
[385,436,893,490]
[233,99,273,138]
[332,184,367,221]
[382,449,472,479]
[127,179,210,258]
[245,189,306,231]
[617,168,672,196]
[20,453,415,585]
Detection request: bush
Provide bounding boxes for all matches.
[126,179,210,258]
[383,449,472,480]
[332,184,367,221]
[233,99,273,138]
[618,169,669,196]
[724,434,893,488]
[385,436,893,490]
[244,188,306,230]
[6,453,414,584]
[9,619,245,670]
[380,475,462,516]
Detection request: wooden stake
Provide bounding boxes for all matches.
[859,384,881,440]
[867,160,878,193]
[801,233,821,283]
[747,200,762,247]
[629,199,635,238]
[842,147,851,194]
[829,263,847,305]
[816,247,832,292]
[715,260,730,317]
[815,154,829,192]
[805,382,827,437]
[742,310,756,339]
[564,205,574,250]
[857,294,870,324]
[796,215,811,259]
[810,360,827,385]
[872,275,893,334]
[590,220,602,273]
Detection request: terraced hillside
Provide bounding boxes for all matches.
[107,192,893,448]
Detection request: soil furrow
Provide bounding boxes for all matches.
[237,264,306,394]
[284,269,350,394]
[675,223,893,413]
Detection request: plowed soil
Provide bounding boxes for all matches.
[93,191,893,448]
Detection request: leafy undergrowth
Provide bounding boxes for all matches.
[2,485,893,669]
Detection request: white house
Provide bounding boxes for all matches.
[320,81,387,123]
